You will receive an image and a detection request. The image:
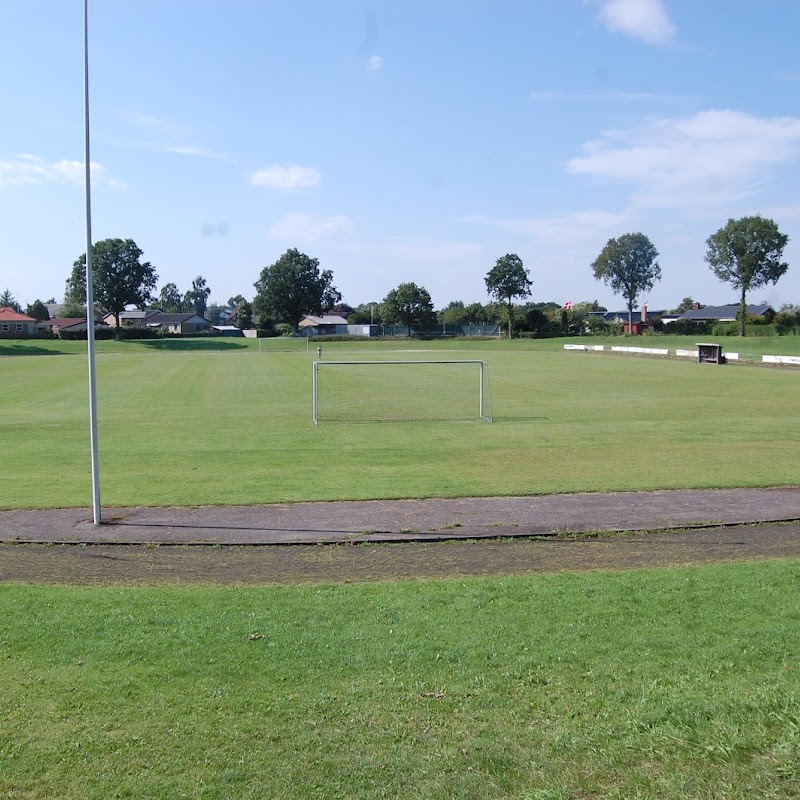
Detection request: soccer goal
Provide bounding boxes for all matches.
[312,360,492,424]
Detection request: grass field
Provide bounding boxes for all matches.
[2,337,799,798]
[1,336,798,509]
[2,559,798,799]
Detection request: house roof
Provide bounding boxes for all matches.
[586,310,664,323]
[116,309,160,320]
[0,307,36,323]
[47,316,109,330]
[679,304,774,321]
[299,315,349,327]
[146,313,210,325]
[48,305,106,322]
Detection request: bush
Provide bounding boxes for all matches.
[775,309,800,335]
[666,319,713,336]
[274,323,295,337]
[58,328,116,340]
[711,322,739,337]
[712,322,778,337]
[121,327,163,339]
[584,316,611,336]
[744,324,777,336]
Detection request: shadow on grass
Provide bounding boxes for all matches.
[138,339,249,351]
[0,343,72,356]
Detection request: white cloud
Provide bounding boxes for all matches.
[163,145,235,163]
[566,110,800,209]
[368,55,383,71]
[114,109,235,164]
[265,213,352,240]
[0,154,117,189]
[250,164,322,190]
[597,0,676,45]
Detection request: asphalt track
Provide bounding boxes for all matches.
[2,488,800,585]
[1,487,799,545]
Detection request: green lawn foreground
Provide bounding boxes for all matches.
[1,337,798,508]
[1,559,798,799]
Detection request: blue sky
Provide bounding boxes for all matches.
[2,0,800,312]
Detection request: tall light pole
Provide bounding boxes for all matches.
[84,0,101,524]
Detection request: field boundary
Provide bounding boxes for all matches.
[564,342,800,366]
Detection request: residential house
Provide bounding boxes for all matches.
[585,307,663,335]
[298,315,350,336]
[103,309,161,327]
[211,325,245,337]
[146,313,212,334]
[677,304,775,323]
[46,316,111,335]
[0,307,37,338]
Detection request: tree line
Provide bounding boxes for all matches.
[3,214,790,339]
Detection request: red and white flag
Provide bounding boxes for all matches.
[564,301,573,310]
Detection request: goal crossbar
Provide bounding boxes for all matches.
[312,359,492,424]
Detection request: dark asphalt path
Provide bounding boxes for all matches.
[1,487,799,545]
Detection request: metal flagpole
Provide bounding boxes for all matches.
[84,0,101,523]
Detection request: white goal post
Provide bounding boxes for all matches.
[312,360,492,424]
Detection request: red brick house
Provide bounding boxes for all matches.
[0,307,37,338]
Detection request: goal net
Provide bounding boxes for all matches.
[312,360,492,424]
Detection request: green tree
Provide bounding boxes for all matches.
[229,299,253,329]
[591,233,660,333]
[25,299,50,321]
[774,304,800,335]
[63,265,87,313]
[348,302,382,325]
[485,254,532,338]
[585,314,612,335]
[203,303,222,325]
[67,238,158,339]
[463,302,486,324]
[159,282,184,312]
[253,248,340,332]
[675,296,697,314]
[704,216,789,337]
[438,301,468,326]
[571,300,607,314]
[0,289,21,312]
[517,303,550,334]
[60,298,85,318]
[382,282,436,331]
[227,294,246,310]
[184,275,211,316]
[329,303,353,318]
